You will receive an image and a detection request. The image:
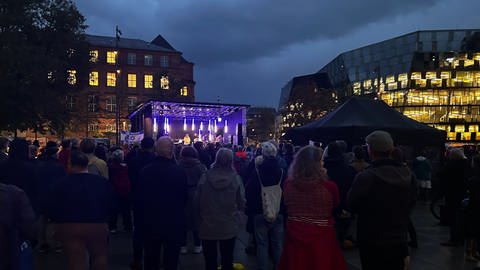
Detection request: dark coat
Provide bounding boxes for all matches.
[127,150,155,197]
[179,157,207,230]
[439,159,471,206]
[35,158,66,215]
[138,156,188,239]
[324,158,357,211]
[466,172,480,237]
[347,159,417,246]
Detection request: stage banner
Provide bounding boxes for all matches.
[121,131,144,144]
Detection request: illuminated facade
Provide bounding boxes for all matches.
[283,29,480,142]
[66,34,195,141]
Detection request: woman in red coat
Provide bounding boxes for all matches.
[279,145,347,270]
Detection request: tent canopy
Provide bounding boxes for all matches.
[285,97,446,146]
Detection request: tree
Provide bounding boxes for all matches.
[0,0,89,136]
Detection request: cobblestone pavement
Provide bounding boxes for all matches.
[35,203,480,269]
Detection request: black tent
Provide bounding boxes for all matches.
[285,97,446,146]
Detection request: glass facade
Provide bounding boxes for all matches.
[316,30,480,142]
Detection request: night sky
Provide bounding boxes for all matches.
[74,0,479,109]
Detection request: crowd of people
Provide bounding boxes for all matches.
[0,130,479,270]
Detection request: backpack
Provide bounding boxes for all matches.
[256,168,283,223]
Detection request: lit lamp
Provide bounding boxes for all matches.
[200,121,204,131]
[224,120,228,133]
[183,118,187,131]
[153,118,158,133]
[192,118,195,130]
[214,120,217,133]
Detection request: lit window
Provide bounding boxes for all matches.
[160,56,169,67]
[127,53,136,65]
[180,86,188,96]
[128,74,136,88]
[88,123,98,132]
[144,75,153,88]
[144,55,153,66]
[47,71,54,82]
[107,51,117,64]
[88,95,98,112]
[161,76,169,90]
[67,70,76,85]
[65,95,76,111]
[127,96,137,111]
[106,96,117,112]
[89,72,99,86]
[105,124,115,132]
[107,72,116,87]
[90,50,98,63]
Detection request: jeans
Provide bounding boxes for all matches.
[202,237,236,270]
[143,235,181,270]
[254,214,284,270]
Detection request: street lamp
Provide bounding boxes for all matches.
[115,26,122,146]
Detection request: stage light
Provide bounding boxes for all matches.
[192,118,195,130]
[153,118,158,133]
[208,120,211,132]
[225,120,228,133]
[214,120,217,133]
[218,116,222,122]
[200,121,204,131]
[183,118,187,131]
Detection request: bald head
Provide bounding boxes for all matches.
[155,136,174,158]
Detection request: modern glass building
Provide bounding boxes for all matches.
[282,29,480,142]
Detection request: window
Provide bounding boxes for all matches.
[106,96,117,112]
[67,70,76,85]
[89,72,99,86]
[88,123,98,132]
[105,124,115,132]
[107,51,117,64]
[161,75,169,90]
[144,75,153,88]
[127,96,137,111]
[107,72,116,87]
[88,95,98,112]
[160,56,169,67]
[180,86,188,96]
[144,55,153,66]
[89,50,98,63]
[127,53,136,65]
[128,74,137,88]
[65,95,76,111]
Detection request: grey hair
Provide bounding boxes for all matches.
[212,148,235,171]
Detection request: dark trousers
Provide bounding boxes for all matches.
[143,235,181,270]
[359,244,407,270]
[445,202,464,243]
[202,237,236,270]
[132,205,143,265]
[109,196,132,231]
[182,230,201,247]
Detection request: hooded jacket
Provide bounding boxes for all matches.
[179,157,207,229]
[413,156,432,181]
[194,167,245,240]
[347,159,417,246]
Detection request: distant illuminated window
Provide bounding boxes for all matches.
[127,96,137,111]
[128,74,136,88]
[107,51,117,64]
[89,50,98,63]
[88,123,98,132]
[144,55,153,66]
[67,70,76,85]
[105,124,115,132]
[89,72,99,86]
[127,53,136,65]
[106,96,116,112]
[180,86,188,96]
[107,72,116,87]
[161,76,169,90]
[160,56,169,67]
[144,75,153,88]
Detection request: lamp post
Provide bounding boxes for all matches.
[115,26,122,146]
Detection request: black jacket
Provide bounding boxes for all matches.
[439,158,471,206]
[138,156,188,239]
[347,159,417,246]
[324,158,357,211]
[127,150,155,196]
[35,158,65,214]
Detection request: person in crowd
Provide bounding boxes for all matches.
[178,146,207,254]
[246,142,285,270]
[439,148,471,247]
[0,182,37,270]
[95,144,108,163]
[48,151,113,270]
[283,143,295,169]
[71,138,80,151]
[0,138,39,215]
[465,155,480,261]
[108,149,132,234]
[347,130,417,270]
[350,145,370,173]
[194,141,212,169]
[35,141,65,253]
[58,139,71,172]
[279,145,347,270]
[127,137,156,270]
[80,138,109,179]
[28,144,38,162]
[323,141,357,249]
[138,136,188,270]
[413,150,433,201]
[0,137,9,164]
[194,148,245,270]
[125,143,140,165]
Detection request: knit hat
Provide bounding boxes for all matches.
[366,130,394,152]
[261,142,277,158]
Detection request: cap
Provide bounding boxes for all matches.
[366,130,394,152]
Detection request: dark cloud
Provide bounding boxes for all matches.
[74,0,480,107]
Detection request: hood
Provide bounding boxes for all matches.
[180,157,202,168]
[207,168,237,190]
[369,159,412,188]
[416,156,427,161]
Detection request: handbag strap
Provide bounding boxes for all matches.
[256,168,283,188]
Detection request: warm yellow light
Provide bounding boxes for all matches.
[161,76,169,90]
[180,86,188,96]
[128,74,136,88]
[67,70,77,85]
[89,72,99,86]
[144,75,153,89]
[107,72,116,87]
[107,51,116,64]
[89,50,98,63]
